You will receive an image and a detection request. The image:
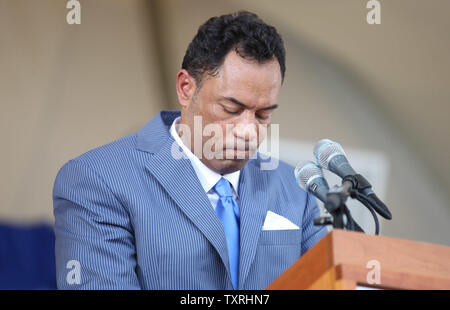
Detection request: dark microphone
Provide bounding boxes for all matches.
[294,160,329,203]
[313,139,392,220]
[294,160,365,232]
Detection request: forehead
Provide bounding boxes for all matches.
[209,51,282,104]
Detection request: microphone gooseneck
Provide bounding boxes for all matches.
[294,160,365,233]
[314,139,392,220]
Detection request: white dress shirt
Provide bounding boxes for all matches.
[170,117,240,210]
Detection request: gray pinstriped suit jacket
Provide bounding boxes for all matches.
[53,110,327,289]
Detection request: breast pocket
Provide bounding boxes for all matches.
[258,229,302,246]
[252,229,303,286]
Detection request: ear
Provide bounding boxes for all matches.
[176,69,197,108]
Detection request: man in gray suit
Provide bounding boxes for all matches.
[53,11,327,290]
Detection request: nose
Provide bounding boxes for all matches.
[232,110,258,142]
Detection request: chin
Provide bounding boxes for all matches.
[211,158,249,175]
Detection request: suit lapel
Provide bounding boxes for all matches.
[139,112,231,278]
[238,160,270,288]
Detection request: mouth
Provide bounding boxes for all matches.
[223,148,254,159]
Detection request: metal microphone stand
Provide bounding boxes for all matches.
[314,182,362,231]
[314,177,381,235]
[325,183,359,231]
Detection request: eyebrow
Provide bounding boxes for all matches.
[222,96,278,111]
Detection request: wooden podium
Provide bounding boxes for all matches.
[266,230,450,290]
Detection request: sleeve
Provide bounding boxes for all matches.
[300,192,329,255]
[53,159,141,289]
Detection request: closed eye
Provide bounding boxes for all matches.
[223,106,240,114]
[256,113,270,120]
[220,96,277,120]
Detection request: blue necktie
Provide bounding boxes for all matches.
[214,177,240,290]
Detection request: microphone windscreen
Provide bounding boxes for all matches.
[314,139,346,169]
[294,160,323,190]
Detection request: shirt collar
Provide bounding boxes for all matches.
[170,117,240,195]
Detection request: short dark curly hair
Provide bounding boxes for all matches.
[182,11,286,88]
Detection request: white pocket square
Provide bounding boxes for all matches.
[262,211,300,231]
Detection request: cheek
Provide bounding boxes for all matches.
[257,124,269,142]
[197,101,225,128]
[207,104,233,123]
